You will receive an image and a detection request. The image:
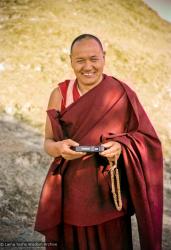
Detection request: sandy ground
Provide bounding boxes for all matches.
[0,113,170,250]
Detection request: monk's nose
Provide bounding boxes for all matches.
[83,61,93,70]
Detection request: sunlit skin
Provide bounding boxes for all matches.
[44,37,121,162]
[70,38,105,94]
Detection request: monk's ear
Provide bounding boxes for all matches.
[103,51,106,59]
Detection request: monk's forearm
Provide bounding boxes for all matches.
[44,139,61,158]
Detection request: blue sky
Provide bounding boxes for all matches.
[144,0,171,22]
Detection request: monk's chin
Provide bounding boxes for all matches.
[79,75,102,86]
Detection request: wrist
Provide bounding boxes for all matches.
[54,141,62,156]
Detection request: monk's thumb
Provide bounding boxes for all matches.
[101,141,113,148]
[68,139,79,146]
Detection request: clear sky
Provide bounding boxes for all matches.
[143,0,171,22]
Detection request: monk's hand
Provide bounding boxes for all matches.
[99,141,122,162]
[57,139,86,160]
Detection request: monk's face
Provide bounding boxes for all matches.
[70,38,105,89]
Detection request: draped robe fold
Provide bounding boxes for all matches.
[35,75,163,250]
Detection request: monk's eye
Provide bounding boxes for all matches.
[76,60,85,64]
[91,58,99,62]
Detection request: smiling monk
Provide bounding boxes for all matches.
[35,34,163,250]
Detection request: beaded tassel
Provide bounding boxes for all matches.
[109,159,122,211]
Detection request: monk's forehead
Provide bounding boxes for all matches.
[71,38,103,57]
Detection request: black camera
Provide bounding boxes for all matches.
[71,145,105,153]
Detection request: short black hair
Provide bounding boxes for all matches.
[70,34,104,54]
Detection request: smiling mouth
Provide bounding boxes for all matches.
[82,72,95,77]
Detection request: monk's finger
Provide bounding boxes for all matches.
[62,152,86,160]
[100,147,119,156]
[64,147,86,155]
[64,139,79,147]
[101,141,114,149]
[100,147,121,159]
[101,141,121,152]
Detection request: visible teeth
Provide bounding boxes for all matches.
[83,73,93,76]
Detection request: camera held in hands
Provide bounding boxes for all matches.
[71,145,105,153]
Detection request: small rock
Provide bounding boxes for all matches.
[1,217,11,225]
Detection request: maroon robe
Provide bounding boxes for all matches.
[35,74,163,250]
